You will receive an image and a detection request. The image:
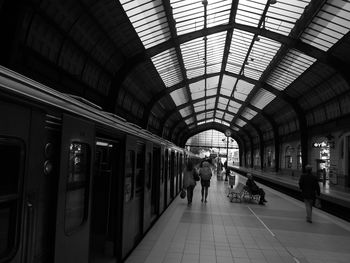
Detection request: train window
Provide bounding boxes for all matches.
[135,144,145,193]
[65,142,90,234]
[125,150,135,202]
[146,153,151,189]
[161,155,164,183]
[0,138,24,260]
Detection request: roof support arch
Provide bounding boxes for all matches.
[107,2,350,114]
[179,122,245,166]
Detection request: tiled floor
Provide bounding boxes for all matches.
[125,175,350,263]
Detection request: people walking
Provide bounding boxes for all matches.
[183,161,197,206]
[199,161,212,203]
[299,164,321,223]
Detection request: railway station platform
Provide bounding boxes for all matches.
[125,174,350,263]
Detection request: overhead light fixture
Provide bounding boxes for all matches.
[270,0,277,4]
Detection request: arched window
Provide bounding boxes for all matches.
[254,150,260,166]
[285,146,292,169]
[297,145,302,170]
[266,147,272,167]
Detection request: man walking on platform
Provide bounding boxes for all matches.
[299,164,320,223]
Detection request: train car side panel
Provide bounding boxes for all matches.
[54,114,95,263]
[122,136,144,259]
[0,101,31,263]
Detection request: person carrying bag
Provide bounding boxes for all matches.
[182,161,197,206]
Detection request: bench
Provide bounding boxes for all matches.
[227,182,245,202]
[242,186,261,203]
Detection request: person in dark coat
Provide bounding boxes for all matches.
[246,173,267,205]
[299,164,321,223]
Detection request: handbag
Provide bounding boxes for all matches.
[193,170,200,181]
[314,197,321,208]
[180,189,186,199]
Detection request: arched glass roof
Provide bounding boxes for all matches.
[120,0,350,131]
[185,129,238,149]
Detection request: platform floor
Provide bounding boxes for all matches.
[125,175,350,263]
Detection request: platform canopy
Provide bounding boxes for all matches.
[2,0,350,146]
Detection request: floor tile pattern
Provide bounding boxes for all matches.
[125,174,350,263]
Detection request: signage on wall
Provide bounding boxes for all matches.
[312,141,334,148]
[312,142,327,148]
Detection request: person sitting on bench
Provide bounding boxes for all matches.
[245,173,267,205]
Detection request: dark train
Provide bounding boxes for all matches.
[0,66,200,263]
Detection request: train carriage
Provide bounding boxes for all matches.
[0,66,199,263]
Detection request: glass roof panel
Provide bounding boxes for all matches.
[186,129,238,148]
[244,36,281,80]
[228,100,241,114]
[180,37,205,79]
[266,49,316,91]
[207,1,232,28]
[221,75,238,97]
[208,75,220,89]
[265,0,311,36]
[120,0,171,48]
[236,0,267,27]
[207,32,226,74]
[179,106,192,118]
[234,80,254,101]
[185,117,195,125]
[216,110,224,119]
[207,110,214,118]
[189,124,195,129]
[250,89,276,109]
[301,1,350,51]
[206,98,216,110]
[194,101,205,112]
[235,118,247,127]
[151,48,183,87]
[226,30,255,74]
[197,113,205,120]
[224,113,234,122]
[189,79,204,96]
[241,107,257,120]
[170,88,189,107]
[170,0,204,35]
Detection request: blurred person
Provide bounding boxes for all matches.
[299,164,320,223]
[246,173,267,205]
[183,161,198,206]
[199,161,212,203]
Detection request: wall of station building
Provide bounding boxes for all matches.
[243,130,350,188]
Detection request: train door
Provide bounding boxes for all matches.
[175,152,179,195]
[90,139,121,263]
[159,149,165,212]
[122,136,144,258]
[165,149,171,206]
[170,151,175,199]
[152,147,161,218]
[143,142,153,233]
[179,154,183,190]
[0,102,30,263]
[54,114,95,263]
